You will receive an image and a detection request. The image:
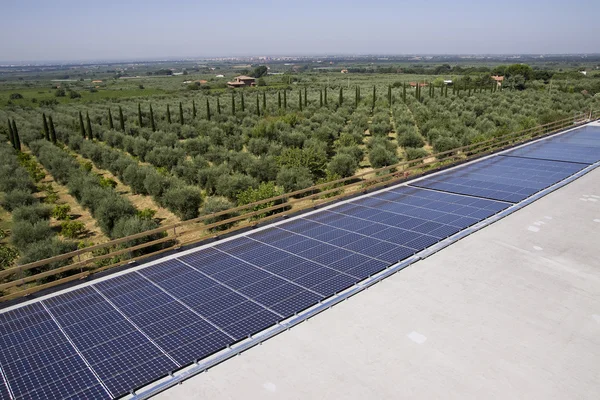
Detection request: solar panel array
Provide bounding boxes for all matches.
[1,125,599,399]
[411,156,587,202]
[503,125,600,164]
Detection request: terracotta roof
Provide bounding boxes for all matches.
[491,75,504,81]
[234,76,255,80]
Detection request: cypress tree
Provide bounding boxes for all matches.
[108,108,114,130]
[12,120,21,151]
[79,111,86,139]
[206,98,211,121]
[388,85,392,106]
[241,91,245,112]
[179,102,184,125]
[440,84,444,95]
[138,103,143,127]
[283,90,287,109]
[445,85,448,97]
[256,93,260,115]
[42,113,50,141]
[372,86,376,110]
[262,91,266,112]
[299,90,302,111]
[149,104,156,132]
[403,83,407,102]
[192,100,197,118]
[86,112,93,140]
[415,83,419,99]
[355,86,359,107]
[119,106,125,131]
[324,87,328,105]
[320,90,323,107]
[217,97,221,114]
[49,115,57,144]
[232,93,236,115]
[7,118,15,148]
[278,91,282,109]
[358,86,361,102]
[339,87,343,105]
[166,104,172,124]
[430,83,434,98]
[304,86,308,107]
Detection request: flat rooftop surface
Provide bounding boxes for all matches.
[157,162,600,399]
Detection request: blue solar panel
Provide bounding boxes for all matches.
[502,126,600,164]
[412,156,587,202]
[0,302,110,400]
[2,125,596,399]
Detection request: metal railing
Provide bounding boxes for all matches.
[0,110,595,302]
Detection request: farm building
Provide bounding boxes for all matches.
[491,75,505,86]
[227,75,256,88]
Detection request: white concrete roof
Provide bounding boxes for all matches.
[156,166,600,399]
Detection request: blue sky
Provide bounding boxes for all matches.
[1,0,599,62]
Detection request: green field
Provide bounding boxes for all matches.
[1,57,599,274]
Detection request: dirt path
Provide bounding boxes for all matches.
[22,147,109,245]
[68,149,181,227]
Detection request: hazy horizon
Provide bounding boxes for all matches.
[2,0,599,63]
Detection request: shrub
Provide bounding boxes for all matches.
[51,204,71,220]
[370,122,392,136]
[336,145,364,164]
[60,220,86,239]
[399,131,426,148]
[162,186,203,220]
[215,173,259,201]
[11,220,54,249]
[405,147,429,161]
[80,161,93,172]
[0,245,19,270]
[1,189,36,212]
[0,168,36,193]
[145,146,184,170]
[369,146,398,168]
[247,156,279,183]
[95,195,137,236]
[19,238,78,274]
[276,166,314,192]
[200,196,239,231]
[111,216,162,257]
[123,164,148,195]
[247,137,271,156]
[137,208,157,220]
[143,170,172,199]
[12,204,52,224]
[99,177,117,188]
[327,153,358,178]
[433,136,461,153]
[237,182,286,219]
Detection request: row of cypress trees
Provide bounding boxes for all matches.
[89,82,500,133]
[41,113,58,144]
[6,119,21,151]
